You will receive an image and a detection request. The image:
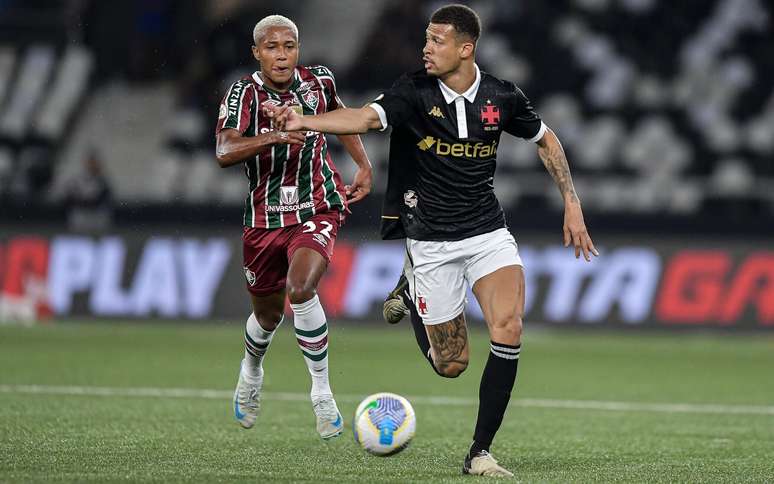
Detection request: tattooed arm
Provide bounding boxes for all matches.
[536,127,599,261]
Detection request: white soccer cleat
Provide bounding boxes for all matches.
[463,450,515,477]
[311,394,343,439]
[233,359,262,429]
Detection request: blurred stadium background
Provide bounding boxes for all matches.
[0,0,772,327]
[1,1,773,481]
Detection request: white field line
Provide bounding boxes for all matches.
[1,384,773,416]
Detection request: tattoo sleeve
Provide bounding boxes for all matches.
[426,313,468,364]
[537,133,579,203]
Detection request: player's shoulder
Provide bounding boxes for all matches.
[479,70,520,94]
[393,69,435,90]
[479,70,531,107]
[302,64,337,80]
[223,75,257,99]
[229,74,255,86]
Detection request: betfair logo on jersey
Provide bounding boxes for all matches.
[428,106,445,118]
[417,136,498,158]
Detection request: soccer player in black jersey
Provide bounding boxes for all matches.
[265,4,598,477]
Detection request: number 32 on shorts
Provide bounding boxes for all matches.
[302,220,334,239]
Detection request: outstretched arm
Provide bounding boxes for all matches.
[264,104,383,134]
[536,127,599,261]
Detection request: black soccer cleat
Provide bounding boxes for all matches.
[382,273,409,324]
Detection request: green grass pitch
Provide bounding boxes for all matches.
[1,321,773,482]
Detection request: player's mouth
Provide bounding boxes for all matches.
[273,66,290,75]
[423,58,435,69]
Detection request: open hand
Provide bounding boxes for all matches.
[563,201,599,261]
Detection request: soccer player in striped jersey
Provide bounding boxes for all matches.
[215,15,373,440]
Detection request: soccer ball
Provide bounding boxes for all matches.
[353,392,416,456]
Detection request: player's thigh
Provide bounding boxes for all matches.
[286,248,328,303]
[285,211,341,302]
[405,238,467,325]
[466,229,525,344]
[472,266,525,344]
[424,312,470,369]
[243,226,290,298]
[250,290,286,331]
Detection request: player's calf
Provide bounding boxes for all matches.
[426,313,470,378]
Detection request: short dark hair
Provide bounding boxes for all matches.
[430,4,481,42]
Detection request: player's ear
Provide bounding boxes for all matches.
[459,41,475,60]
[251,45,261,63]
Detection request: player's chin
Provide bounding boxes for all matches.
[425,65,438,76]
[268,71,293,85]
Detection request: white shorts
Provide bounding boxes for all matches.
[404,228,523,325]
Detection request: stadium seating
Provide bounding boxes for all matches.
[0,0,771,223]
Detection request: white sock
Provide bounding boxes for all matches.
[244,313,281,379]
[290,295,331,397]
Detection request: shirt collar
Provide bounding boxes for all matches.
[437,64,481,104]
[251,68,302,91]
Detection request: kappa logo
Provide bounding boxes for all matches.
[218,103,227,119]
[417,296,428,315]
[403,190,418,208]
[428,106,445,118]
[244,267,256,286]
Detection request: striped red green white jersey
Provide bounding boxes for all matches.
[215,65,347,229]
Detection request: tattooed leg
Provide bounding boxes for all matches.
[425,313,470,378]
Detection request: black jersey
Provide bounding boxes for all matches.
[372,66,544,241]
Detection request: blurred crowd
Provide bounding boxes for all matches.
[0,0,772,227]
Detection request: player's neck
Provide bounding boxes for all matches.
[438,62,476,96]
[259,71,293,93]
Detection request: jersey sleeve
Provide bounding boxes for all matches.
[308,65,342,111]
[369,74,417,130]
[215,80,255,135]
[503,83,545,142]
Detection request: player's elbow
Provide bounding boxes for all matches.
[215,147,235,167]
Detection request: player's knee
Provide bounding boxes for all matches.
[286,281,317,305]
[255,311,283,331]
[435,359,468,378]
[491,314,523,345]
